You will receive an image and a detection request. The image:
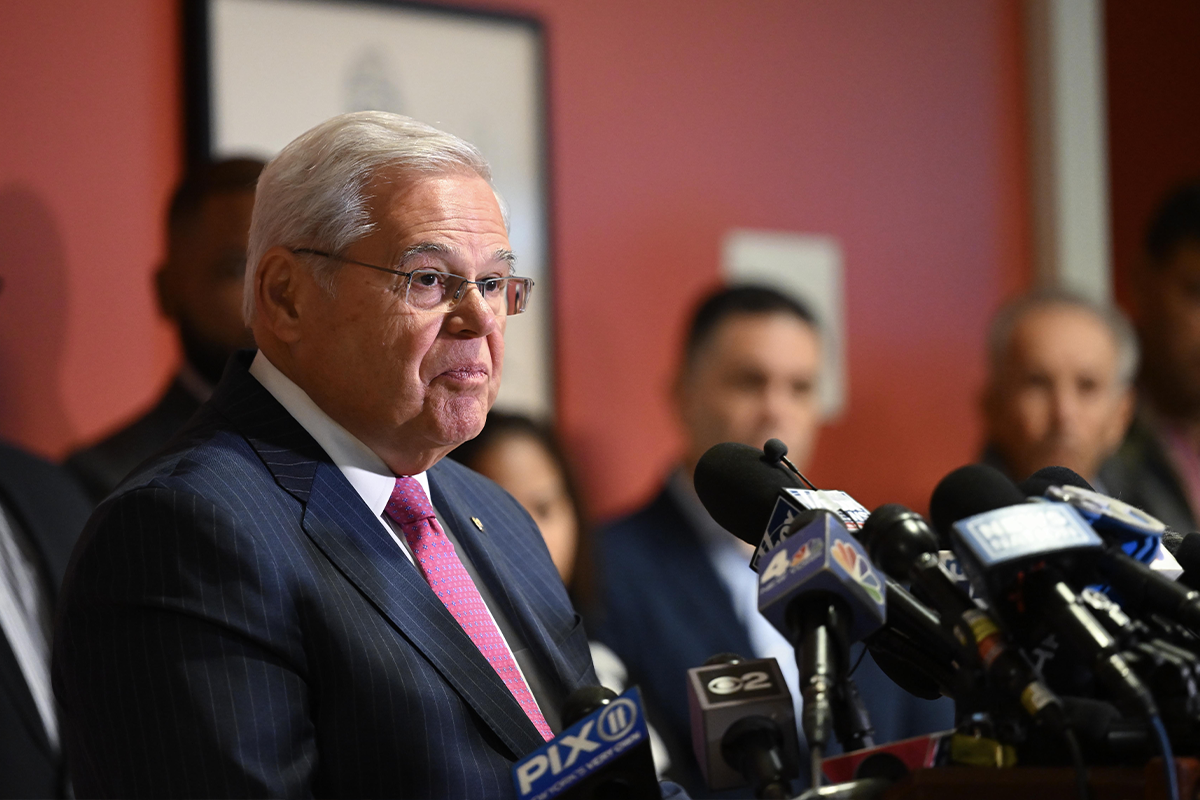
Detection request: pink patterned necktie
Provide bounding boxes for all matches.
[385,476,553,741]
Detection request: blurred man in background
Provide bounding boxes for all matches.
[65,158,263,502]
[0,442,90,798]
[595,285,952,793]
[980,290,1137,487]
[1106,182,1200,532]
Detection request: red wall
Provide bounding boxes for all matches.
[1106,0,1200,313]
[523,0,1032,516]
[0,1,182,459]
[0,0,1031,518]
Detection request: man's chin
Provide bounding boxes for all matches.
[428,399,489,448]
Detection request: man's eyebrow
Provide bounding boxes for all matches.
[397,243,516,274]
[398,242,451,267]
[495,249,517,274]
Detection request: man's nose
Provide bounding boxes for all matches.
[447,281,500,336]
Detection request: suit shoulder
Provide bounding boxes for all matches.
[596,487,687,547]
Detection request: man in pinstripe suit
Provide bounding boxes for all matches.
[52,112,596,798]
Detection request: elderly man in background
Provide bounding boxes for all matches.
[53,112,601,798]
[66,158,262,503]
[595,285,953,794]
[980,290,1137,487]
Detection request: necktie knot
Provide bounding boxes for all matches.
[385,476,437,528]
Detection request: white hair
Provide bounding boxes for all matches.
[987,289,1140,387]
[243,111,506,321]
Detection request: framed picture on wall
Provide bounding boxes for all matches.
[182,0,553,417]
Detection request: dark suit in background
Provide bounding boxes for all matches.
[1103,411,1198,533]
[54,354,594,798]
[0,443,90,799]
[64,376,202,503]
[596,485,955,793]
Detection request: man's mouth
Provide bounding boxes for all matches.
[439,365,489,383]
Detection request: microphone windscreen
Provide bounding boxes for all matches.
[929,464,1026,544]
[1019,465,1094,497]
[694,442,803,546]
[561,686,618,727]
[865,642,944,701]
[1175,531,1200,575]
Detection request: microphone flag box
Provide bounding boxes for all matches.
[750,489,871,572]
[757,514,886,643]
[512,687,655,800]
[687,657,799,791]
[1043,484,1166,563]
[821,730,953,784]
[951,502,1103,605]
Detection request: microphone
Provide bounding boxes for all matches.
[512,686,659,800]
[933,466,1159,720]
[756,511,887,773]
[693,443,961,702]
[695,442,870,571]
[1020,467,1200,635]
[1176,533,1200,590]
[859,504,1068,733]
[686,654,800,798]
[1022,467,1167,564]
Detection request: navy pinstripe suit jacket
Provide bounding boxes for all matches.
[52,352,595,798]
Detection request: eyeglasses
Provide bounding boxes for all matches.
[290,248,534,315]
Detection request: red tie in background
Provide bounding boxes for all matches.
[385,476,554,741]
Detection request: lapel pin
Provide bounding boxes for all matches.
[471,516,484,531]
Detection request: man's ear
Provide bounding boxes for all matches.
[253,246,306,343]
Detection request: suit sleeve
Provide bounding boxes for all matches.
[53,485,316,799]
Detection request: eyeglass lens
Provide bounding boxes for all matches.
[405,270,530,315]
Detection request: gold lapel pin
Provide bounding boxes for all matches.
[471,516,484,531]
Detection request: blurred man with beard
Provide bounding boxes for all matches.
[595,285,952,793]
[981,290,1137,487]
[65,158,262,502]
[1107,182,1200,531]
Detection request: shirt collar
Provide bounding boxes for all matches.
[248,350,429,517]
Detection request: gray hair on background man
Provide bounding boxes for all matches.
[243,110,507,321]
[987,289,1140,387]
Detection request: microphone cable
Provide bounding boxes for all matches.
[1149,714,1180,800]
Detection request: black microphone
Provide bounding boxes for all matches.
[686,654,800,798]
[512,686,659,800]
[695,442,870,571]
[1176,533,1200,590]
[859,504,1068,733]
[1020,466,1200,635]
[693,445,961,702]
[932,465,1159,721]
[755,511,888,777]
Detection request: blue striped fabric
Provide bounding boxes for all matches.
[52,351,595,799]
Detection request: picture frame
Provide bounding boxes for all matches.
[182,0,554,416]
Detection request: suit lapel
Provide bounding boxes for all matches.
[215,352,546,759]
[300,467,546,757]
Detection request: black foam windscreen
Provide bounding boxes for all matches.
[694,442,804,546]
[1175,532,1200,575]
[1018,465,1094,497]
[928,463,1026,545]
[561,686,618,728]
